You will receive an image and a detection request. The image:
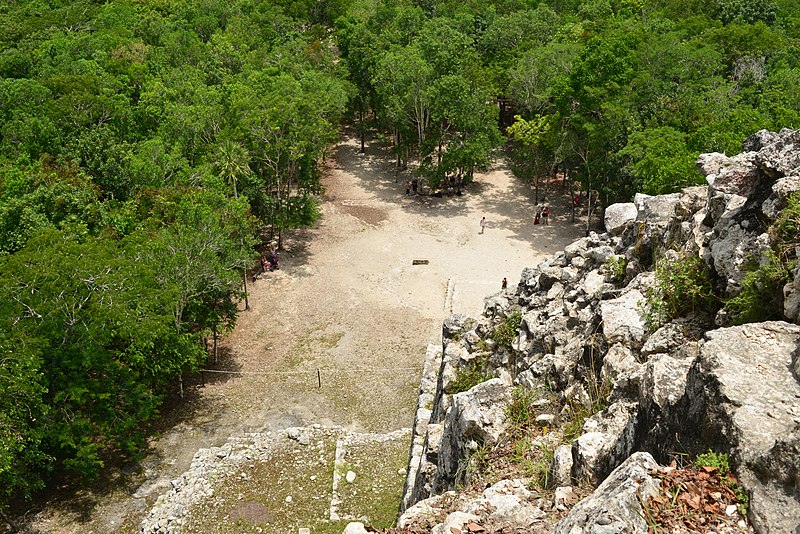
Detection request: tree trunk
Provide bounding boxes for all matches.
[359,107,365,153]
[213,324,219,365]
[566,163,576,224]
[585,187,593,237]
[242,270,249,310]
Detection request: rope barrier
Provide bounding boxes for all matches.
[199,367,423,376]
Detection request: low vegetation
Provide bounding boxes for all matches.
[491,312,523,348]
[450,356,493,394]
[725,192,800,324]
[644,253,719,330]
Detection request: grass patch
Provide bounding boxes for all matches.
[335,434,410,528]
[450,356,493,394]
[491,312,523,348]
[184,432,348,534]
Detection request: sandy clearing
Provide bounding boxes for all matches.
[21,131,586,533]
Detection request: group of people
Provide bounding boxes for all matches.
[253,241,280,281]
[534,205,551,225]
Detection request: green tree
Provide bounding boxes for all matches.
[618,127,701,195]
[214,139,252,199]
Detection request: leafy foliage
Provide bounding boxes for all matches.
[0,0,346,507]
[644,254,720,329]
[724,192,800,324]
[491,312,523,348]
[604,255,628,284]
[450,356,493,394]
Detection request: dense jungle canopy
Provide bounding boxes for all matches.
[1,0,799,510]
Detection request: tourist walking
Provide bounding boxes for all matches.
[542,206,551,225]
[480,216,486,234]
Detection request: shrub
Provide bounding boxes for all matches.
[492,311,522,348]
[605,255,627,284]
[695,450,749,515]
[724,193,800,324]
[644,253,719,329]
[725,251,795,324]
[695,450,731,474]
[450,356,493,394]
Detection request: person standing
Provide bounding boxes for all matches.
[405,180,411,195]
[480,216,486,234]
[502,277,508,290]
[253,255,268,281]
[542,206,551,225]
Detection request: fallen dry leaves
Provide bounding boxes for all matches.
[642,464,748,532]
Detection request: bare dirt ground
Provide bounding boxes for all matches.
[18,132,585,533]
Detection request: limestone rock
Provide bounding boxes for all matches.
[684,322,800,534]
[342,522,369,534]
[436,379,513,488]
[784,267,800,323]
[465,479,545,526]
[432,511,480,534]
[604,203,637,235]
[550,445,573,487]
[756,128,800,178]
[443,314,472,339]
[554,452,662,534]
[600,288,647,349]
[696,152,731,181]
[571,402,638,485]
[640,322,702,358]
[742,129,780,152]
[709,151,761,198]
[634,192,680,226]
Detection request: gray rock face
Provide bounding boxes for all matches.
[742,129,780,152]
[572,402,638,485]
[634,192,681,226]
[600,288,647,348]
[755,128,800,178]
[684,322,800,534]
[604,203,637,235]
[554,452,661,534]
[401,130,800,534]
[710,151,761,198]
[551,444,574,487]
[436,378,513,489]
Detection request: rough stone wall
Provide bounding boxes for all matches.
[399,129,800,533]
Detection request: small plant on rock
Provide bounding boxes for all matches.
[492,311,522,348]
[724,193,800,324]
[605,255,628,284]
[644,253,719,329]
[505,386,539,428]
[450,356,493,394]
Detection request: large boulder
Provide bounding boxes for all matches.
[683,322,800,534]
[554,452,662,534]
[708,151,761,198]
[436,378,513,489]
[600,286,648,349]
[755,128,800,178]
[604,203,637,235]
[571,402,638,485]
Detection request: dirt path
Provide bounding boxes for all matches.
[21,132,585,533]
